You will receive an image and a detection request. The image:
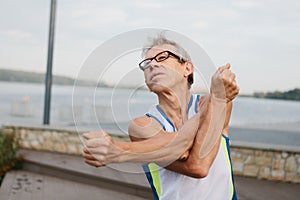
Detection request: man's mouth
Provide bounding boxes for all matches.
[151,72,164,80]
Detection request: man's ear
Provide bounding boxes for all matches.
[184,61,194,77]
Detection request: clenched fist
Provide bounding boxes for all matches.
[82,131,123,167]
[210,63,239,102]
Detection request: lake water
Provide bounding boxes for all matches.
[1,81,300,146]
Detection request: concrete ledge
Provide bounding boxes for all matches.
[1,123,125,136]
[231,140,300,153]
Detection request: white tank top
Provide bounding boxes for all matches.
[143,94,237,200]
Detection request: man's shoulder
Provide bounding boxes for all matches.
[130,115,151,126]
[129,115,162,131]
[128,115,163,141]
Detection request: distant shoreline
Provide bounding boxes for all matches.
[252,88,300,101]
[0,68,299,101]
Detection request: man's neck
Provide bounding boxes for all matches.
[156,86,191,130]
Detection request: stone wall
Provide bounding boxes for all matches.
[1,125,128,155]
[230,142,300,183]
[1,124,300,184]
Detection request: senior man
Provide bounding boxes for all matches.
[83,35,239,200]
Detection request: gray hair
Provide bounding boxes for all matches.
[142,33,194,87]
[142,33,191,61]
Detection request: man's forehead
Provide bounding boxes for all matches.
[145,44,176,58]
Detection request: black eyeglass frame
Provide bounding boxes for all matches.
[139,50,186,71]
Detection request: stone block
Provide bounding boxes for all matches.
[67,144,79,155]
[231,151,242,159]
[54,143,67,153]
[42,131,53,142]
[30,140,42,150]
[245,155,255,165]
[68,135,81,143]
[243,165,259,177]
[272,159,285,170]
[259,167,270,180]
[27,132,37,141]
[256,156,272,166]
[294,174,300,183]
[43,141,54,151]
[35,130,43,135]
[37,135,44,143]
[274,152,282,159]
[271,170,285,181]
[77,144,85,156]
[240,149,254,155]
[231,151,246,163]
[296,155,300,164]
[281,152,288,158]
[285,172,296,182]
[19,129,27,139]
[285,156,297,172]
[2,128,14,135]
[255,150,264,156]
[232,162,244,174]
[266,151,273,157]
[51,132,64,142]
[19,129,27,135]
[60,135,68,143]
[19,141,31,149]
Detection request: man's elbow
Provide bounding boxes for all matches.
[188,164,210,178]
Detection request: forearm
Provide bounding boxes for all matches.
[222,101,232,137]
[195,95,226,158]
[165,135,221,178]
[166,97,231,177]
[116,113,202,163]
[115,133,177,163]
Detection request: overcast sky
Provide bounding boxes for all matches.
[0,0,299,94]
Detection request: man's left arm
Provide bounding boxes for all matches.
[164,100,233,178]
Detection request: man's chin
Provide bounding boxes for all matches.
[147,83,170,93]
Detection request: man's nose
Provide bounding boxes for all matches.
[149,59,160,69]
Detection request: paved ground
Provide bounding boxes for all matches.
[2,170,300,200]
[0,170,148,200]
[235,175,300,200]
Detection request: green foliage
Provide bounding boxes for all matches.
[0,68,96,86]
[0,131,23,185]
[253,88,300,101]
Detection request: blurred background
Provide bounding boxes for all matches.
[1,2,300,198]
[0,0,300,146]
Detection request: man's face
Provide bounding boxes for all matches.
[143,44,189,92]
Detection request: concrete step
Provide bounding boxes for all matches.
[0,170,149,200]
[0,149,153,199]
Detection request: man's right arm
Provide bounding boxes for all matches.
[83,110,203,166]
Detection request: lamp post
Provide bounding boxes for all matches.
[43,0,56,124]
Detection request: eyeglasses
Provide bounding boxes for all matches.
[139,50,186,71]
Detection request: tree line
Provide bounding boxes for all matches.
[0,69,98,86]
[253,88,300,101]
